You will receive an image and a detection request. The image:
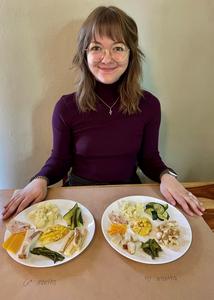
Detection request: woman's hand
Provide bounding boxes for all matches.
[2,178,48,220]
[160,174,205,216]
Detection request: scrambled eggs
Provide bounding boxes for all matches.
[130,217,152,236]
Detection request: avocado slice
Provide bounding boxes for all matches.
[63,203,78,227]
[75,207,84,227]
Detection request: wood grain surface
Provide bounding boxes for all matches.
[185,183,214,231]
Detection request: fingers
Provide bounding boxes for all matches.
[173,192,195,216]
[2,191,36,219]
[183,192,205,215]
[15,195,36,214]
[172,191,205,217]
[31,195,45,205]
[2,195,24,219]
[4,190,21,209]
[2,181,47,220]
[161,189,176,206]
[160,181,205,216]
[160,176,207,217]
[186,192,205,212]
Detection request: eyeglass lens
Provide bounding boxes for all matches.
[87,43,129,61]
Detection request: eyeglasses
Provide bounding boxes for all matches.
[86,43,130,62]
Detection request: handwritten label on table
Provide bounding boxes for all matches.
[23,279,57,287]
[144,274,178,282]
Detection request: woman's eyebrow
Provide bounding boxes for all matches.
[90,41,102,44]
[90,41,125,45]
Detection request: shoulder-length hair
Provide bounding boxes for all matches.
[72,6,145,114]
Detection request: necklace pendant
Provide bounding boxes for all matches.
[96,94,119,116]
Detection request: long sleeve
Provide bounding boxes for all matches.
[34,97,73,185]
[32,88,170,185]
[137,96,168,182]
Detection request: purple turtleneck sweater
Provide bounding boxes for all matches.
[35,81,168,184]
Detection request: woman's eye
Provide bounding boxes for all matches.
[113,46,125,52]
[90,45,102,52]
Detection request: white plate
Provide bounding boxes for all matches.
[101,196,192,264]
[4,199,95,268]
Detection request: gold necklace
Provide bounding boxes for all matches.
[96,94,119,115]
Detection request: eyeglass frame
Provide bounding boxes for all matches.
[85,42,130,62]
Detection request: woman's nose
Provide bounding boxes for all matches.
[101,49,113,63]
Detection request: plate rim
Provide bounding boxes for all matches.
[101,195,192,264]
[4,198,96,268]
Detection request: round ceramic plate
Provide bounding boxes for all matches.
[101,196,192,264]
[4,199,95,267]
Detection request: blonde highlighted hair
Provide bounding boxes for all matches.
[73,6,145,114]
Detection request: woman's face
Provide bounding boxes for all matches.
[86,35,130,84]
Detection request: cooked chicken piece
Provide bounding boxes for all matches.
[111,233,123,245]
[18,229,42,259]
[60,230,75,253]
[7,220,32,233]
[109,212,128,224]
[127,241,136,255]
[63,227,87,256]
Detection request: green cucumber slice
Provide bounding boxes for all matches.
[145,203,155,209]
[144,208,158,220]
[145,202,170,221]
[157,211,169,221]
[152,203,165,214]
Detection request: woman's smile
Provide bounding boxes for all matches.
[97,65,118,72]
[87,35,129,84]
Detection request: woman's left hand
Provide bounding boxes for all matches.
[160,174,205,216]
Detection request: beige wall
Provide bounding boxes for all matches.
[0,0,213,188]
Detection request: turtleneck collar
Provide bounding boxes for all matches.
[95,80,120,105]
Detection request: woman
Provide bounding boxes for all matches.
[3,6,204,219]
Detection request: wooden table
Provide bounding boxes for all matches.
[181,182,214,231]
[0,183,214,300]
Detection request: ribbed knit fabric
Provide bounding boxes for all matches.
[35,81,169,185]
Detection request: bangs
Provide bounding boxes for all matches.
[90,11,126,43]
[73,6,143,114]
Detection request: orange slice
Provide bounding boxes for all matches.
[108,223,127,235]
[2,234,16,249]
[2,231,26,253]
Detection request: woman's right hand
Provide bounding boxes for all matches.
[2,178,48,220]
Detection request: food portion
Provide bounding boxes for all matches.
[39,225,69,245]
[120,201,145,221]
[60,227,88,256]
[156,220,180,247]
[141,239,162,259]
[106,200,184,260]
[144,202,169,221]
[18,229,42,259]
[63,203,84,229]
[28,202,61,229]
[130,217,152,236]
[108,223,127,235]
[30,247,65,263]
[108,211,127,224]
[6,220,32,233]
[2,231,26,254]
[3,201,89,265]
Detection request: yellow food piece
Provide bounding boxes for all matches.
[28,202,61,229]
[121,202,144,221]
[2,231,26,253]
[39,224,69,244]
[131,218,152,236]
[108,223,127,235]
